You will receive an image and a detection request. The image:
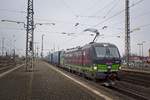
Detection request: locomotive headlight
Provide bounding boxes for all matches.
[93,66,97,70]
[108,66,111,69]
[119,66,121,70]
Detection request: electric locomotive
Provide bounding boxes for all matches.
[48,42,121,85]
[62,42,121,82]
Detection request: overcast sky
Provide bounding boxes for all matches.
[0,0,150,56]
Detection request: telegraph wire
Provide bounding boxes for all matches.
[76,0,110,17]
[0,27,25,31]
[93,0,144,27]
[131,10,150,20]
[57,0,76,16]
[0,9,26,13]
[92,0,117,16]
[102,0,120,19]
[93,9,124,27]
[34,17,76,25]
[135,23,150,29]
[129,0,144,8]
[102,10,150,31]
[76,0,118,18]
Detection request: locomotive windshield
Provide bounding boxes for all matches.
[94,46,120,58]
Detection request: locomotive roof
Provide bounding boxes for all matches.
[65,42,117,53]
[86,42,117,47]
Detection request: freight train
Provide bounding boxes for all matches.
[47,42,121,85]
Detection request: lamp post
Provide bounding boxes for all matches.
[41,34,45,58]
[141,41,146,57]
[12,35,16,65]
[137,43,142,57]
[2,37,5,56]
[34,42,39,63]
[137,41,146,57]
[137,41,146,68]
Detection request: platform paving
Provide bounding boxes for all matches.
[0,61,105,100]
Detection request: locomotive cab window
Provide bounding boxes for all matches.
[94,46,120,58]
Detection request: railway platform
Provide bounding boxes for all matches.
[0,61,107,100]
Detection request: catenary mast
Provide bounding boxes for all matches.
[26,0,34,71]
[125,0,130,67]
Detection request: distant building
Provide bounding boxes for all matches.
[129,56,141,62]
[129,56,150,63]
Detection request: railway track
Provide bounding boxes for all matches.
[0,64,16,74]
[72,70,150,99]
[0,66,12,71]
[119,70,150,87]
[108,81,150,100]
[81,75,150,100]
[49,64,150,100]
[109,86,148,100]
[119,70,150,80]
[121,76,150,87]
[107,71,150,99]
[0,62,23,73]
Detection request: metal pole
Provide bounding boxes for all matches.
[13,35,16,65]
[149,49,150,57]
[2,37,5,56]
[26,0,34,71]
[142,44,143,57]
[137,43,142,57]
[138,44,140,56]
[34,42,39,62]
[37,46,39,65]
[37,46,39,57]
[142,41,146,57]
[140,45,141,57]
[41,34,45,58]
[141,43,144,68]
[125,0,130,67]
[34,42,36,62]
